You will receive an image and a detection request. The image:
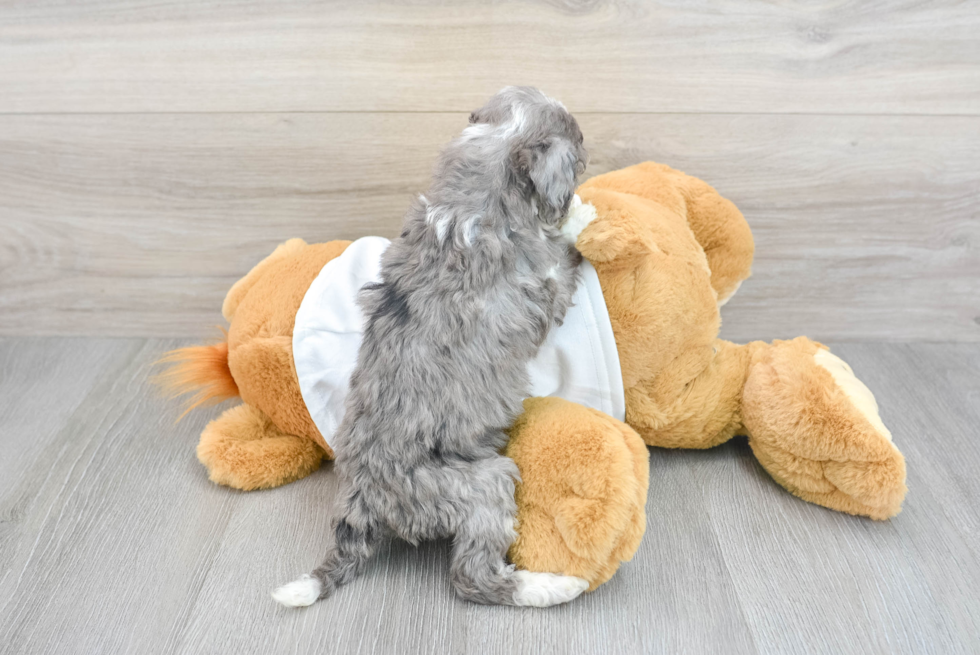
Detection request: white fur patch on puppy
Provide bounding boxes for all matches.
[561,194,597,246]
[271,574,321,607]
[512,570,589,607]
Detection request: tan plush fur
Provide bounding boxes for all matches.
[577,162,906,520]
[162,239,345,484]
[224,239,351,459]
[505,397,649,590]
[198,403,325,490]
[161,160,906,591]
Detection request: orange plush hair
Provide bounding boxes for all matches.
[155,338,239,418]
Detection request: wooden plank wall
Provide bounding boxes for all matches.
[1,0,978,340]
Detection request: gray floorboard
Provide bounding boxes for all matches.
[0,339,977,654]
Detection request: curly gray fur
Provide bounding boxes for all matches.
[302,87,588,605]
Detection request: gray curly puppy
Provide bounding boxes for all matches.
[273,87,590,608]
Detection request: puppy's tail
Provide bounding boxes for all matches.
[273,513,382,608]
[154,335,239,419]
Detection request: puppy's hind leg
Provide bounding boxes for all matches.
[449,457,589,607]
[272,493,384,608]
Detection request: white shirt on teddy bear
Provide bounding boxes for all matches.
[293,204,624,449]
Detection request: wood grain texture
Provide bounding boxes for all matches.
[1,0,979,114]
[1,338,979,654]
[1,112,977,340]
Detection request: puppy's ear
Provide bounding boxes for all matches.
[514,137,579,220]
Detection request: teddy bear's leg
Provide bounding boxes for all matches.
[225,240,351,459]
[228,334,331,456]
[741,337,907,520]
[197,403,327,490]
[504,397,649,590]
[626,339,765,450]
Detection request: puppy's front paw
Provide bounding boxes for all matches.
[560,195,597,246]
[271,573,321,607]
[512,570,589,607]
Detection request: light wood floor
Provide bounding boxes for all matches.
[0,338,978,654]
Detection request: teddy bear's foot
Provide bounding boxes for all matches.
[505,397,649,590]
[741,337,907,520]
[197,403,325,490]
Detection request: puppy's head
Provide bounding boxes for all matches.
[470,87,588,226]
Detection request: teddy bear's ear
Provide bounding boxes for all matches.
[513,136,582,222]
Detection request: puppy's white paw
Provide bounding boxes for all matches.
[512,570,589,607]
[271,574,321,608]
[561,194,597,246]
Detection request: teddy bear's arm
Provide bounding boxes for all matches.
[575,162,754,304]
[565,190,652,265]
[676,176,755,306]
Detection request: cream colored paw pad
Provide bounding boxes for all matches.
[814,350,893,442]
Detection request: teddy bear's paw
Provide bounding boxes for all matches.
[823,457,906,518]
[198,403,325,491]
[271,574,322,608]
[512,570,589,607]
[750,439,906,520]
[812,350,893,442]
[743,338,907,519]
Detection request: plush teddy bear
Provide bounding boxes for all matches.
[161,161,906,591]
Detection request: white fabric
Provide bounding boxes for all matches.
[293,237,625,448]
